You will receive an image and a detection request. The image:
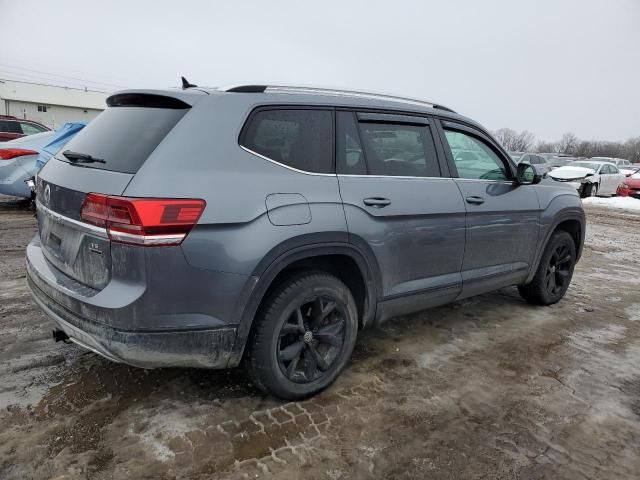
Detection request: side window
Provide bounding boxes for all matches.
[443,129,510,181]
[20,122,44,135]
[241,109,333,174]
[358,121,440,177]
[0,120,22,134]
[336,111,366,175]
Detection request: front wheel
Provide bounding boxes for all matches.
[581,183,597,198]
[518,230,576,305]
[246,272,358,400]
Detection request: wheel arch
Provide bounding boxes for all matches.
[525,210,585,284]
[227,239,381,367]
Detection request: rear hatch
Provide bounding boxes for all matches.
[35,92,194,290]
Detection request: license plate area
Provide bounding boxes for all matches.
[37,202,113,290]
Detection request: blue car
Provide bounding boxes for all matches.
[0,122,85,198]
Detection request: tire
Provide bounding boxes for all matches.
[246,271,358,400]
[582,183,597,198]
[518,230,576,306]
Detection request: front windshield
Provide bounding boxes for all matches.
[509,153,523,162]
[549,158,569,167]
[571,162,600,171]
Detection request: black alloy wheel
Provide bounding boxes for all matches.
[277,296,346,383]
[545,243,572,295]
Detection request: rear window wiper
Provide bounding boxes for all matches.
[62,150,106,164]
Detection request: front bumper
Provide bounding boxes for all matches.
[26,248,238,370]
[565,181,582,191]
[617,186,640,198]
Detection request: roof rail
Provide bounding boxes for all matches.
[220,84,456,113]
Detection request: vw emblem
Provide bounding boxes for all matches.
[43,184,51,207]
[303,331,313,344]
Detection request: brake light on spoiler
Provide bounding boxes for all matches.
[80,193,206,246]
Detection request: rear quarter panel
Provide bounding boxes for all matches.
[122,94,348,275]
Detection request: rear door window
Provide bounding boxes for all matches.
[57,97,189,174]
[20,122,46,135]
[0,120,22,133]
[241,109,333,174]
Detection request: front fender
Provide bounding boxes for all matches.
[526,189,585,284]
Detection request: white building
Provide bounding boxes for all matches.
[0,79,110,129]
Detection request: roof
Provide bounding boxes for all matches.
[0,79,109,110]
[111,84,476,127]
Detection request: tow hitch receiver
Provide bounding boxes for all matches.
[52,329,71,343]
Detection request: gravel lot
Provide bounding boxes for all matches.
[1,194,639,480]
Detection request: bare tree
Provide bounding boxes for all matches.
[493,128,535,151]
[535,141,557,153]
[499,129,640,162]
[556,133,579,154]
[623,137,640,162]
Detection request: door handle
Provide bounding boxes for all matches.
[465,196,485,205]
[363,197,391,208]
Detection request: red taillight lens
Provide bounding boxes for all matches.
[0,148,39,160]
[80,193,206,246]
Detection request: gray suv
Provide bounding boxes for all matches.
[26,85,585,399]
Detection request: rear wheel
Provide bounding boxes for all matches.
[518,230,576,306]
[246,272,358,400]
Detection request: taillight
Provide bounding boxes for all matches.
[80,193,206,246]
[0,148,38,160]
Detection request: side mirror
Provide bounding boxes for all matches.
[517,163,542,185]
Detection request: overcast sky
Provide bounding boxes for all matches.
[1,0,638,141]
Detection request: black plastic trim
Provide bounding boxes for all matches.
[106,93,191,109]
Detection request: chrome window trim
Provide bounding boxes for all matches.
[241,146,517,183]
[239,145,336,177]
[36,201,108,237]
[453,178,516,185]
[337,174,450,181]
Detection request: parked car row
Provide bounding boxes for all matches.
[0,115,50,141]
[548,160,626,197]
[508,151,638,198]
[0,122,86,198]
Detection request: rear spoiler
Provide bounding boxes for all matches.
[106,89,206,108]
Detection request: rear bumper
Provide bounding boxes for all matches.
[26,235,240,369]
[27,272,236,368]
[0,162,32,198]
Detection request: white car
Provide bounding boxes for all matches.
[548,161,625,198]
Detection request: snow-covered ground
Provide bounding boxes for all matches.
[583,196,640,211]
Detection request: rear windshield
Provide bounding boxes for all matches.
[56,106,187,174]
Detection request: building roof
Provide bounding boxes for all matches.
[0,79,109,110]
